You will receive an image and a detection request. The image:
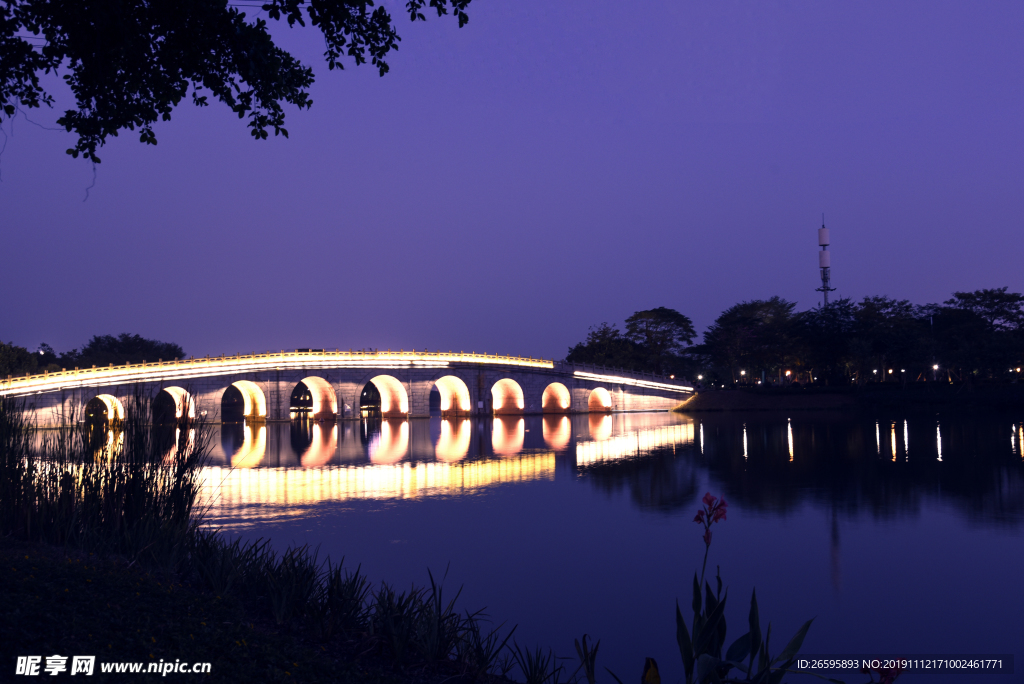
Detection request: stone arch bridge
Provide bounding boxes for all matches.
[0,350,693,427]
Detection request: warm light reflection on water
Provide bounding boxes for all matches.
[589,413,612,441]
[575,423,693,466]
[891,422,897,461]
[542,415,571,451]
[787,418,794,462]
[199,454,557,526]
[369,420,408,464]
[492,417,525,455]
[436,418,471,461]
[231,424,266,468]
[301,423,337,467]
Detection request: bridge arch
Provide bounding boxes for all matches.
[588,387,612,412]
[541,382,571,413]
[365,375,409,418]
[290,376,337,420]
[491,378,524,415]
[433,375,471,416]
[154,387,194,425]
[221,380,267,423]
[85,394,125,425]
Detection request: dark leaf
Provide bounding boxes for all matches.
[725,632,750,663]
[772,619,813,665]
[675,600,694,681]
[694,592,727,656]
[695,654,720,684]
[747,589,761,671]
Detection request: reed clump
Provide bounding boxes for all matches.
[0,393,206,568]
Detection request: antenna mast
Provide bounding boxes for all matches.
[815,215,835,305]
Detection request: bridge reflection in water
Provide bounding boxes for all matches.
[195,413,695,527]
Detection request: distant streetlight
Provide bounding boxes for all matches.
[901,369,905,373]
[932,364,939,370]
[740,370,746,376]
[888,369,893,374]
[873,369,878,374]
[785,370,791,377]
[697,375,703,380]
[669,375,675,379]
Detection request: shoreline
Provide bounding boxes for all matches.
[674,384,1024,412]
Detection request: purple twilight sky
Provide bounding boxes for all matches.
[1,0,1022,361]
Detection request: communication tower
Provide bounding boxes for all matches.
[816,218,835,305]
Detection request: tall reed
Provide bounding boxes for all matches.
[0,392,208,568]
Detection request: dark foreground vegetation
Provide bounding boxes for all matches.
[568,287,1024,388]
[0,396,517,683]
[1,395,902,683]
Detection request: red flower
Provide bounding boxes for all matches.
[694,493,728,548]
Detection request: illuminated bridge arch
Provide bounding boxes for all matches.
[541,382,571,413]
[588,387,612,412]
[85,394,125,426]
[367,375,409,418]
[291,376,337,420]
[433,375,471,416]
[154,387,195,425]
[221,380,267,423]
[491,378,524,415]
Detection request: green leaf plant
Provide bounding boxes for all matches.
[673,492,815,684]
[670,493,900,684]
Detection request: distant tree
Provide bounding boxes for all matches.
[793,299,857,385]
[944,288,1024,331]
[67,333,185,367]
[0,341,36,377]
[699,297,796,383]
[623,307,696,375]
[566,323,644,371]
[852,296,927,383]
[0,0,472,162]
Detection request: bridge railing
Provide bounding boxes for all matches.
[554,360,690,387]
[0,349,556,395]
[1,349,694,396]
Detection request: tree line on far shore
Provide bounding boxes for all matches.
[0,334,184,378]
[5,287,1022,387]
[566,287,1024,386]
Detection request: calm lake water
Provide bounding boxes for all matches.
[197,411,1024,683]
